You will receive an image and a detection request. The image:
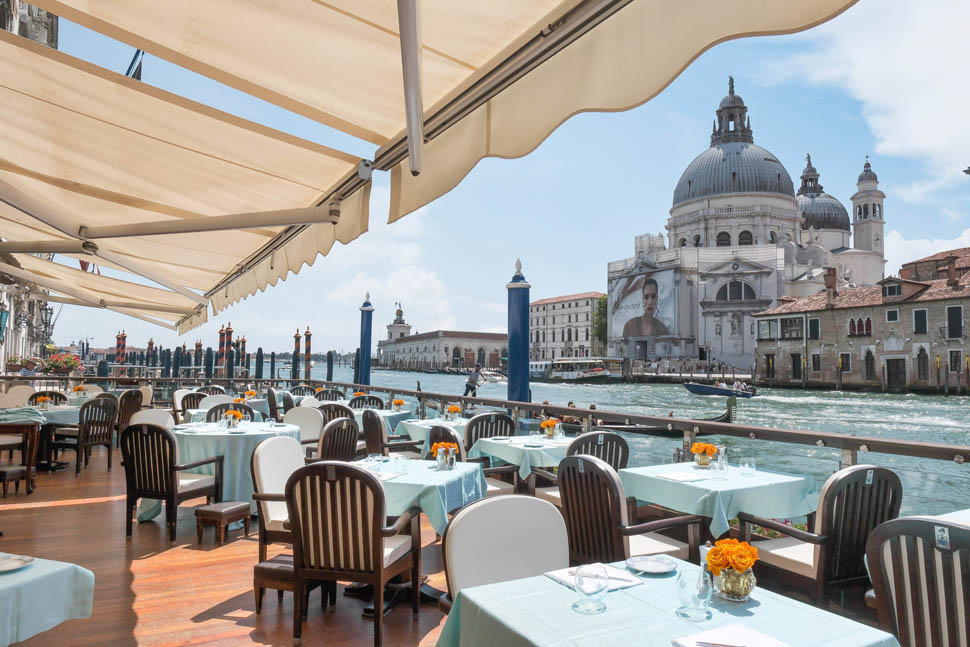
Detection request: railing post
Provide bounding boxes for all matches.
[419,396,426,419]
[840,448,857,469]
[583,416,592,433]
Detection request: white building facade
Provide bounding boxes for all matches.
[376,305,507,369]
[607,79,887,369]
[529,291,604,360]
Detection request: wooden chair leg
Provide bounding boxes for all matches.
[126,500,134,538]
[243,516,251,536]
[217,522,226,545]
[277,590,284,603]
[107,444,112,471]
[75,450,82,476]
[255,585,264,614]
[2,481,7,497]
[293,581,304,645]
[196,520,204,544]
[373,580,384,647]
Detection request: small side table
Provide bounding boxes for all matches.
[195,501,251,544]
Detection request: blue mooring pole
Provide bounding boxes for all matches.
[358,292,374,386]
[507,259,531,403]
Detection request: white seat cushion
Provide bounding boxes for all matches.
[485,477,515,497]
[0,434,23,447]
[535,486,561,507]
[755,537,817,579]
[266,518,288,533]
[177,473,215,495]
[628,532,690,560]
[383,534,411,567]
[356,440,367,453]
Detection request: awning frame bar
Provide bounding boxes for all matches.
[396,0,424,177]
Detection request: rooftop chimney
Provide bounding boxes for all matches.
[947,255,959,286]
[823,267,837,307]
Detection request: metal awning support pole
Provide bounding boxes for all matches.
[0,177,79,238]
[93,247,207,305]
[396,0,423,176]
[29,292,194,315]
[80,206,337,239]
[0,240,90,254]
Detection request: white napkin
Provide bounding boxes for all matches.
[672,623,788,647]
[660,471,709,483]
[545,564,642,591]
[373,472,403,481]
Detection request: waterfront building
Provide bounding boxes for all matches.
[753,262,970,391]
[900,246,970,281]
[607,79,886,369]
[376,304,507,369]
[529,291,605,360]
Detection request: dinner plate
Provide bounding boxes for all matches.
[625,555,677,574]
[523,442,545,448]
[0,554,34,573]
[227,430,247,434]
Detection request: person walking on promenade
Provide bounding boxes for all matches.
[463,363,483,396]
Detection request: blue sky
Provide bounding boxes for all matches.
[49,0,969,354]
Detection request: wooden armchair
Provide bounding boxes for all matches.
[424,425,515,497]
[120,423,223,541]
[534,431,630,508]
[52,397,118,476]
[28,390,68,406]
[197,385,225,395]
[265,387,281,422]
[116,389,144,443]
[314,388,343,402]
[290,385,314,397]
[866,516,970,646]
[559,454,699,564]
[281,392,296,414]
[282,462,420,646]
[180,391,206,422]
[739,464,902,603]
[361,409,421,458]
[250,436,305,562]
[206,402,256,422]
[282,407,324,457]
[349,394,384,410]
[315,417,360,462]
[464,412,515,450]
[318,402,355,425]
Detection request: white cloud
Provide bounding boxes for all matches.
[884,228,970,275]
[481,324,507,334]
[764,0,970,200]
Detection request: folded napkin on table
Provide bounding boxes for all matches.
[0,407,46,424]
[659,471,709,483]
[672,623,788,647]
[373,472,403,481]
[545,563,642,591]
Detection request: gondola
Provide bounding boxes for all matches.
[593,407,733,439]
[683,381,756,398]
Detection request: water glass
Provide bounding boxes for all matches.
[243,414,251,423]
[675,569,713,621]
[572,563,608,615]
[741,458,756,476]
[714,445,729,480]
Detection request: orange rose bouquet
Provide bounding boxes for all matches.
[706,538,759,601]
[244,390,256,398]
[353,391,366,397]
[690,442,717,457]
[392,399,404,411]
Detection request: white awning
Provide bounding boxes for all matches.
[7,0,855,332]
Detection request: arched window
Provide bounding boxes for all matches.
[452,347,462,367]
[849,319,856,336]
[679,238,687,247]
[567,328,572,342]
[863,204,869,218]
[693,234,701,247]
[477,348,486,366]
[857,205,863,217]
[738,230,753,245]
[865,318,872,336]
[715,281,757,301]
[769,231,777,244]
[917,347,929,380]
[716,231,731,247]
[864,350,876,381]
[875,204,881,218]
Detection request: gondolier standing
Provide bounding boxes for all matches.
[464,364,483,396]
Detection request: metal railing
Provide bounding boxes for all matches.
[4,375,969,472]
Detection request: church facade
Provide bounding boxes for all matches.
[607,79,887,369]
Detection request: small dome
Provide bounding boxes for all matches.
[858,159,878,183]
[673,141,794,206]
[798,192,850,231]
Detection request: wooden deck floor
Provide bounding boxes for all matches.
[0,449,448,646]
[1,447,882,646]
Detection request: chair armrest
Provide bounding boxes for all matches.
[175,455,224,471]
[252,492,285,502]
[300,438,316,445]
[738,512,825,544]
[437,593,453,614]
[304,456,322,464]
[531,468,557,486]
[620,514,702,536]
[381,507,420,537]
[385,439,422,451]
[482,464,518,478]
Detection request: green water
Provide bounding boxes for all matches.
[314,366,970,517]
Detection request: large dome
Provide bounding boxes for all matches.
[798,193,849,231]
[672,141,795,207]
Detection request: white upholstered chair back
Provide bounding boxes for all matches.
[131,408,175,430]
[172,388,193,411]
[6,385,35,405]
[253,436,304,530]
[198,394,233,410]
[0,392,24,408]
[81,384,103,395]
[298,396,322,408]
[283,407,325,443]
[138,385,153,407]
[445,496,567,599]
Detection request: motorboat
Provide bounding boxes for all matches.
[683,381,756,398]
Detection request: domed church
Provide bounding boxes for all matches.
[606,78,886,368]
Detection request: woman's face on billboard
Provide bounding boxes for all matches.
[642,281,658,316]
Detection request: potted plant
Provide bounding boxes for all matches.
[44,353,81,375]
[5,355,24,372]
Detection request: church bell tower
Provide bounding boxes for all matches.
[851,157,885,257]
[386,302,412,340]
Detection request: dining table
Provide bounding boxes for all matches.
[0,554,95,647]
[618,462,819,539]
[394,417,471,455]
[137,420,300,522]
[436,557,899,647]
[468,434,572,480]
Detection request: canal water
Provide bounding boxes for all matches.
[314,366,970,517]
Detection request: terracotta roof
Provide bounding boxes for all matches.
[906,246,970,268]
[530,291,604,307]
[756,277,970,316]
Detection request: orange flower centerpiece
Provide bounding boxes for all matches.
[353,391,366,397]
[72,385,86,392]
[35,395,52,410]
[445,404,461,421]
[691,442,717,467]
[244,390,256,400]
[430,441,459,469]
[392,398,404,411]
[233,397,245,404]
[224,409,244,428]
[540,418,560,438]
[706,538,759,601]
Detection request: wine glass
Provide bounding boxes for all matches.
[741,458,756,476]
[572,563,608,615]
[675,569,713,620]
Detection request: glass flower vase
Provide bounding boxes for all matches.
[693,452,712,468]
[714,568,756,602]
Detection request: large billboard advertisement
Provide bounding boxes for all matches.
[608,268,677,341]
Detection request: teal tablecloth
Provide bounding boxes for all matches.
[394,418,471,455]
[936,508,970,524]
[437,558,898,647]
[39,406,81,426]
[351,408,412,433]
[468,436,571,480]
[137,421,300,521]
[185,408,264,423]
[619,463,818,538]
[0,407,45,425]
[0,555,94,646]
[361,459,485,534]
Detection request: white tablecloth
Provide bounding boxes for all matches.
[0,555,94,646]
